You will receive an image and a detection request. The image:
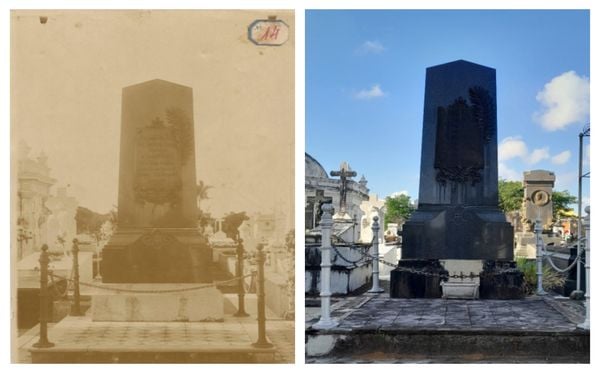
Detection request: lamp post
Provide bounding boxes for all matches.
[577,206,590,330]
[576,125,590,292]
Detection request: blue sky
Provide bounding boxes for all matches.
[306,10,590,207]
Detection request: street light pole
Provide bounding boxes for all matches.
[576,125,590,293]
[577,206,590,330]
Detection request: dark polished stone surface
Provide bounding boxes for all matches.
[479,260,525,299]
[400,60,513,262]
[402,205,513,260]
[389,260,447,298]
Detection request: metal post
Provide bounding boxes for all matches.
[313,204,338,329]
[578,206,590,330]
[577,131,583,291]
[368,216,384,293]
[534,219,547,296]
[252,243,273,348]
[70,239,83,316]
[576,125,590,292]
[234,238,249,317]
[33,245,55,348]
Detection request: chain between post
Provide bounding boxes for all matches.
[331,244,491,279]
[49,272,254,294]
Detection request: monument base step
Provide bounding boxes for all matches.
[28,315,275,363]
[91,283,224,321]
[390,259,525,299]
[306,330,589,363]
[31,349,275,363]
[306,295,589,363]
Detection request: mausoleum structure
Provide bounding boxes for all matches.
[305,153,369,236]
[305,153,372,295]
[15,142,56,260]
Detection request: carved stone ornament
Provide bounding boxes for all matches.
[137,230,180,250]
[531,190,550,206]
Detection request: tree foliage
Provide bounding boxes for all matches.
[384,194,415,226]
[498,179,578,220]
[75,206,113,234]
[552,190,578,219]
[498,179,523,213]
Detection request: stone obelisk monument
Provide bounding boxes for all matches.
[101,79,211,284]
[390,60,523,299]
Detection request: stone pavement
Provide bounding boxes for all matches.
[306,293,589,363]
[21,315,294,363]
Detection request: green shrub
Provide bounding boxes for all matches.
[516,257,566,295]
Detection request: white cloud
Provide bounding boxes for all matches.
[498,162,520,181]
[499,137,527,161]
[527,147,550,165]
[499,137,567,166]
[533,71,590,131]
[354,84,386,100]
[356,40,385,55]
[551,150,571,165]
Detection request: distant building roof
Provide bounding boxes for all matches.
[305,153,329,179]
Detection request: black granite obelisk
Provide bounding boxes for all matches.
[390,60,523,299]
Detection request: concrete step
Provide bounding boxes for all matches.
[306,294,589,363]
[27,315,278,363]
[306,328,589,363]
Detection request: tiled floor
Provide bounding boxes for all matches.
[307,294,584,333]
[20,316,294,363]
[305,294,588,363]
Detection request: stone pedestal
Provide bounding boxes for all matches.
[101,229,211,283]
[479,260,524,299]
[91,284,224,321]
[402,206,514,260]
[390,260,447,298]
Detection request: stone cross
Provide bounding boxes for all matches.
[330,162,357,214]
[307,189,332,228]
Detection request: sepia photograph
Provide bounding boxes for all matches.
[304,9,590,363]
[11,9,294,363]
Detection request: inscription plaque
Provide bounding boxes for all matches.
[134,118,182,205]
